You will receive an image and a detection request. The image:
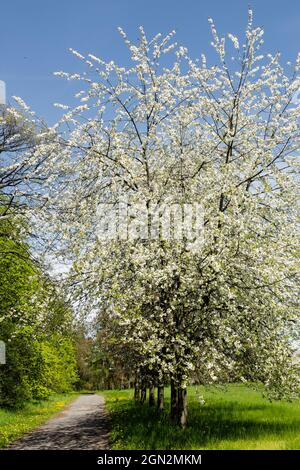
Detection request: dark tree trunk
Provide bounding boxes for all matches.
[170,379,178,422]
[149,385,155,406]
[140,384,147,404]
[134,382,140,401]
[157,385,164,412]
[177,387,188,428]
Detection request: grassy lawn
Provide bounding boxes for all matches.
[0,392,79,448]
[101,384,300,450]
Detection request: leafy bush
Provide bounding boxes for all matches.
[0,328,44,408]
[40,337,78,394]
[0,214,78,408]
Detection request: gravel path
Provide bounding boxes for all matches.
[9,394,110,450]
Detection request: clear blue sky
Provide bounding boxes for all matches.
[1,0,300,124]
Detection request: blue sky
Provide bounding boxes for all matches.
[1,0,300,124]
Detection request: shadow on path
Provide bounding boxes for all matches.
[9,394,109,450]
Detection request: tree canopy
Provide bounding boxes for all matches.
[37,9,300,426]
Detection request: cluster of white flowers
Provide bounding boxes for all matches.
[33,9,300,403]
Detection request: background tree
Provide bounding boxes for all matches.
[0,203,78,407]
[0,104,56,221]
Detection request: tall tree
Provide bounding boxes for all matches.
[48,10,299,425]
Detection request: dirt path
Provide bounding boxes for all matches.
[9,394,110,450]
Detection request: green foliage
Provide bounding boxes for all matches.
[31,384,51,401]
[0,328,44,408]
[75,333,134,391]
[0,213,78,408]
[102,384,300,450]
[40,336,78,394]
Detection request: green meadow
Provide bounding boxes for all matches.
[0,392,78,448]
[102,384,300,450]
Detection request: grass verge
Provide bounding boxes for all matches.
[0,392,79,448]
[101,384,300,450]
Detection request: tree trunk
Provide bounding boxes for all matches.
[134,382,140,401]
[177,387,188,428]
[157,385,164,412]
[170,379,178,422]
[140,384,147,404]
[149,385,155,406]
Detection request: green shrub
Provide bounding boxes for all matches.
[31,384,51,401]
[0,328,44,408]
[40,336,78,394]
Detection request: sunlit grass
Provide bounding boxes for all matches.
[101,384,300,450]
[0,392,78,448]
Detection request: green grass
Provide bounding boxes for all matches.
[101,384,300,450]
[0,392,79,448]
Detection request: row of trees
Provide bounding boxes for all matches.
[38,10,298,427]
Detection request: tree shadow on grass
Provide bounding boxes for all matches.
[189,403,297,445]
[109,400,300,449]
